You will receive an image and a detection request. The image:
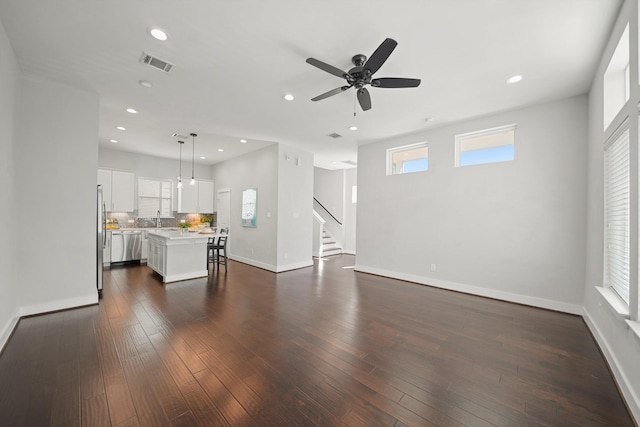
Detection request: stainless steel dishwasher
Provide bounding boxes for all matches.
[110,230,142,263]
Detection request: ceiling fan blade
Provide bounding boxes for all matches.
[357,88,372,111]
[363,38,397,75]
[372,77,421,88]
[311,86,351,101]
[306,58,348,79]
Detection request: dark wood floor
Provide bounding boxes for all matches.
[0,255,634,426]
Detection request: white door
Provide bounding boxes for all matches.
[217,188,230,232]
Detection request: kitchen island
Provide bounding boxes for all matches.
[147,230,210,283]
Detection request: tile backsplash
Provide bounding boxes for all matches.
[107,212,217,229]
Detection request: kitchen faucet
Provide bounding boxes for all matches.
[156,210,161,228]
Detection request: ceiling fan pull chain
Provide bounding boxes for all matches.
[353,91,357,117]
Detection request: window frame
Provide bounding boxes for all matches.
[454,123,517,167]
[386,141,429,176]
[137,177,174,218]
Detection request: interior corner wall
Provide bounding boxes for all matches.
[343,168,357,254]
[211,144,279,271]
[583,0,640,420]
[0,16,19,350]
[15,73,99,314]
[277,145,314,271]
[313,167,345,223]
[356,95,588,314]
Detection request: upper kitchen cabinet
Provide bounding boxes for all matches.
[178,179,214,213]
[98,168,135,212]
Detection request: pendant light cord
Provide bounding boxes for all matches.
[190,133,197,183]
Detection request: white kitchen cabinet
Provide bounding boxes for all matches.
[178,179,214,213]
[97,169,112,212]
[98,168,135,212]
[178,182,198,213]
[141,230,149,261]
[111,171,135,212]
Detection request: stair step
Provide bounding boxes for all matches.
[322,248,342,257]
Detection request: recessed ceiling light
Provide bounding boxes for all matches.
[126,108,137,114]
[139,80,153,88]
[283,94,294,101]
[425,116,435,123]
[200,156,206,159]
[332,161,337,164]
[109,139,118,143]
[240,139,247,143]
[218,149,224,152]
[149,28,168,41]
[116,126,126,131]
[348,126,358,131]
[506,75,523,84]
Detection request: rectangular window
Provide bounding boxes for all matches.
[604,123,630,304]
[455,124,516,167]
[138,178,173,218]
[386,142,428,175]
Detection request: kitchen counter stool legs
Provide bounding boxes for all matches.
[206,237,215,272]
[206,235,228,273]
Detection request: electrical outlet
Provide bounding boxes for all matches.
[430,264,437,272]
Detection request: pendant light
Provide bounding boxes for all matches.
[190,133,197,185]
[177,140,184,189]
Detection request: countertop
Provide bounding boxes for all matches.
[147,230,220,240]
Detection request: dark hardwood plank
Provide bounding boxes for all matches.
[0,255,634,426]
[82,394,111,427]
[104,372,137,425]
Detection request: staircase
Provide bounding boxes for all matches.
[321,230,342,257]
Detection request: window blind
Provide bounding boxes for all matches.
[604,125,630,304]
[138,178,173,218]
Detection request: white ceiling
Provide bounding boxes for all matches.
[0,0,622,170]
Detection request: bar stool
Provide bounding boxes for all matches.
[206,237,216,271]
[214,235,228,272]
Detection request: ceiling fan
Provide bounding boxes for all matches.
[306,38,421,112]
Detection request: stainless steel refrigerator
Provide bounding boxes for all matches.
[97,185,105,297]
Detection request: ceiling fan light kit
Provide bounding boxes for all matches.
[306,38,421,112]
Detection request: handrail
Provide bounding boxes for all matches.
[313,197,342,226]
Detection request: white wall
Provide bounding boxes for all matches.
[313,167,358,254]
[15,74,99,314]
[356,95,588,314]
[99,147,213,181]
[584,0,640,420]
[0,17,19,350]
[343,168,357,254]
[314,168,344,223]
[277,145,314,271]
[211,145,279,270]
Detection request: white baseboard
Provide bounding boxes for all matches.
[230,255,313,273]
[353,264,583,315]
[0,307,20,353]
[1,293,99,353]
[19,293,99,318]
[583,308,640,423]
[164,270,208,283]
[275,260,314,273]
[230,254,277,272]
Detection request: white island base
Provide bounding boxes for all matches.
[147,230,210,283]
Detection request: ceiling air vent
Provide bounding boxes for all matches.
[327,132,342,139]
[140,52,174,72]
